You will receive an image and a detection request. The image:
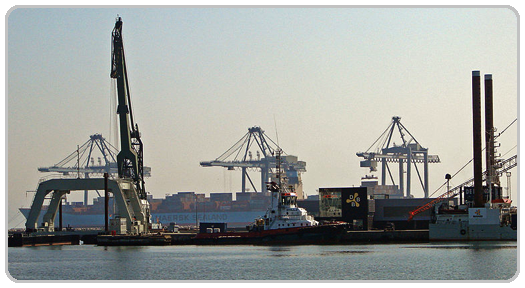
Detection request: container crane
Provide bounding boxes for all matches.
[37,134,151,178]
[200,126,306,198]
[36,134,152,205]
[356,116,440,198]
[38,134,119,176]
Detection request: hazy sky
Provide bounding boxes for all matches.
[6,7,518,228]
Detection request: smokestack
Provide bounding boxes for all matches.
[484,74,494,189]
[472,71,484,207]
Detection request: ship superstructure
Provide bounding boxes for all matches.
[251,149,318,231]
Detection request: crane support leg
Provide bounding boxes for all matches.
[424,152,429,198]
[399,160,404,197]
[242,167,246,193]
[25,178,143,234]
[261,159,271,193]
[42,190,69,232]
[381,160,386,185]
[407,149,412,197]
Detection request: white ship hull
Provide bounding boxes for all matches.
[429,207,517,241]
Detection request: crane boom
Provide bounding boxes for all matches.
[110,16,146,199]
[408,154,517,221]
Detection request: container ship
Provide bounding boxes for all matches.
[19,191,291,229]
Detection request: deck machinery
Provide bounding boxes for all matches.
[25,17,151,235]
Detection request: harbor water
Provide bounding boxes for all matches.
[8,242,517,281]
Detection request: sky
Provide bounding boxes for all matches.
[5,7,519,228]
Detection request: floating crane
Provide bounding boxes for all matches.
[200,126,306,198]
[356,116,440,198]
[111,16,147,200]
[24,17,151,234]
[106,16,152,233]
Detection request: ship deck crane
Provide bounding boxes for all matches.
[200,126,306,198]
[356,116,440,198]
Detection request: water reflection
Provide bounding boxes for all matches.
[406,241,517,250]
[266,246,297,257]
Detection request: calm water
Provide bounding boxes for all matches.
[8,242,517,281]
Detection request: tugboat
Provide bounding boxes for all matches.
[194,149,348,245]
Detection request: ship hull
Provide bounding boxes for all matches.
[193,223,348,245]
[19,208,266,228]
[429,222,517,241]
[429,208,517,241]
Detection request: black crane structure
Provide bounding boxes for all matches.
[356,116,441,198]
[110,16,147,200]
[200,126,306,196]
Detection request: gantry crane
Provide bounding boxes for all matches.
[38,134,119,176]
[200,126,307,198]
[356,116,440,198]
[37,134,151,205]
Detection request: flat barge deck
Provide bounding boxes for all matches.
[9,230,429,246]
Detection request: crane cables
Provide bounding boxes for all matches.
[428,118,517,198]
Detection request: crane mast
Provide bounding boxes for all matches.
[110,17,146,200]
